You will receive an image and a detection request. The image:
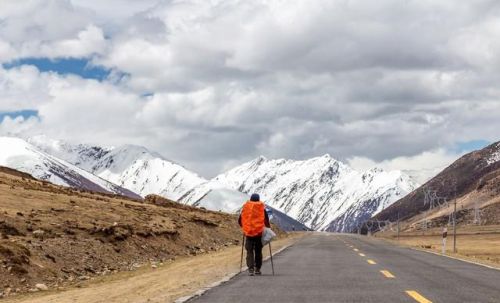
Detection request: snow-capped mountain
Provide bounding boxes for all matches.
[28,135,112,172]
[28,135,205,200]
[0,137,140,198]
[181,155,417,231]
[324,168,415,232]
[25,135,418,231]
[90,145,205,200]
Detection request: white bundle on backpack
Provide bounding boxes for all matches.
[261,227,276,245]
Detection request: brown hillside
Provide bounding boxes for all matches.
[374,141,500,223]
[0,168,245,298]
[0,167,37,181]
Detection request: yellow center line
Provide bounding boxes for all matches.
[367,259,376,265]
[359,253,365,257]
[380,270,395,278]
[406,290,433,303]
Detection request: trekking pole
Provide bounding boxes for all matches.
[268,242,275,276]
[240,234,245,273]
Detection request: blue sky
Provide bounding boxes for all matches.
[3,58,110,81]
[454,140,491,153]
[0,110,39,122]
[1,58,108,124]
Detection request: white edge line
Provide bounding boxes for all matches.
[409,247,500,271]
[174,242,295,303]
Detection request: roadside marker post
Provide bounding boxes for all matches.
[442,227,447,255]
[453,193,457,253]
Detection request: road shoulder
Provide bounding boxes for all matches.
[4,233,306,303]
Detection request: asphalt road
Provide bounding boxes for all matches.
[188,233,500,303]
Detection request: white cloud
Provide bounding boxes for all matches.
[71,0,161,22]
[0,116,40,136]
[0,65,53,111]
[448,16,500,70]
[37,24,107,58]
[348,149,463,184]
[36,76,144,145]
[0,1,107,61]
[0,39,15,62]
[1,0,500,177]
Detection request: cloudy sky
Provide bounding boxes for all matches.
[1,0,499,179]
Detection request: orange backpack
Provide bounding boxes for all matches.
[241,201,265,237]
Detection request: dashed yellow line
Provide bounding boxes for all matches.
[380,270,395,278]
[406,290,432,303]
[359,253,365,257]
[367,259,377,265]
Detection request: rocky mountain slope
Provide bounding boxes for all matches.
[0,167,245,297]
[0,137,140,199]
[18,136,307,232]
[180,155,417,231]
[28,135,205,201]
[374,141,500,227]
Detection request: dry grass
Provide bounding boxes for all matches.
[0,169,255,297]
[376,225,500,269]
[4,233,305,303]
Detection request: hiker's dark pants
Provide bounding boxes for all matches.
[245,235,263,270]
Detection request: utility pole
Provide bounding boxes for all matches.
[397,210,400,242]
[453,184,457,253]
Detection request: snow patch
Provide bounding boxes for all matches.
[487,143,500,165]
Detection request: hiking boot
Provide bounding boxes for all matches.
[255,268,262,275]
[248,268,254,276]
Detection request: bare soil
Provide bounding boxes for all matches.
[3,234,304,303]
[0,167,285,299]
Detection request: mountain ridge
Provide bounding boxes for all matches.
[373,141,500,225]
[181,154,417,231]
[0,137,140,199]
[28,135,206,201]
[18,135,418,231]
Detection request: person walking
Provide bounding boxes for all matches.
[238,193,270,276]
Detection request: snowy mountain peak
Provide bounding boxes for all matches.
[254,155,268,164]
[27,136,205,200]
[27,135,112,172]
[182,154,417,231]
[110,144,163,160]
[0,136,140,199]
